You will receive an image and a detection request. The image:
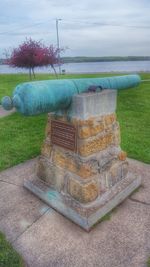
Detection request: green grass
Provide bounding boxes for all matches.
[147,257,150,267]
[0,72,149,171]
[2,72,149,99]
[117,78,150,163]
[0,112,47,170]
[0,232,24,267]
[93,212,112,225]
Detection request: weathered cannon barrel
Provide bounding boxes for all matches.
[1,74,141,116]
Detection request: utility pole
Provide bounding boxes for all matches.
[56,18,62,75]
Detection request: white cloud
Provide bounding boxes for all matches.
[0,0,149,57]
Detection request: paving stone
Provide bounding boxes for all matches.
[0,181,49,242]
[14,199,150,267]
[0,159,37,186]
[128,158,150,204]
[0,158,149,267]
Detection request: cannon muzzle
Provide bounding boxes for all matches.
[1,75,141,116]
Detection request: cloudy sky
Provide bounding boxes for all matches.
[0,0,149,57]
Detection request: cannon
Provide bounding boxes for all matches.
[1,74,141,230]
[1,74,141,116]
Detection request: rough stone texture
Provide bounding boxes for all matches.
[52,146,121,176]
[107,161,128,187]
[0,158,149,267]
[36,157,64,192]
[52,148,97,179]
[67,177,99,203]
[78,132,113,156]
[36,92,129,206]
[112,121,121,145]
[25,170,141,223]
[118,150,127,161]
[77,114,119,155]
[36,91,125,208]
[78,121,104,139]
[45,115,51,139]
[41,140,51,158]
[77,113,116,139]
[32,91,141,229]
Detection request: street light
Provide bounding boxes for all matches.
[56,18,62,75]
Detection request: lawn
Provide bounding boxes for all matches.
[0,72,149,171]
[0,232,24,267]
[117,77,150,163]
[147,257,150,267]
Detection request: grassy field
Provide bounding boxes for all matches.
[147,257,150,267]
[0,232,24,267]
[0,73,149,171]
[117,76,150,163]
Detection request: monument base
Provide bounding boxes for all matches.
[24,173,141,231]
[24,91,141,231]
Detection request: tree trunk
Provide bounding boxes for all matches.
[32,67,35,78]
[51,65,58,78]
[29,68,32,80]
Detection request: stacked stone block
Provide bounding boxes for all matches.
[22,89,141,231]
[37,104,128,205]
[23,90,140,230]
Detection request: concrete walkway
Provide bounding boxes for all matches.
[0,105,15,118]
[0,158,149,267]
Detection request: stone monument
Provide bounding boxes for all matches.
[2,75,141,231]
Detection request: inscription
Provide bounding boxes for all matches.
[51,120,77,152]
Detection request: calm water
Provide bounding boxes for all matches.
[0,61,150,74]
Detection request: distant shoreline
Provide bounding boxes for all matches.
[62,56,150,63]
[0,56,150,65]
[1,61,150,74]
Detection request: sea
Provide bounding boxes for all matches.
[0,60,150,74]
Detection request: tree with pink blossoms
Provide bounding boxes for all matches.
[8,38,62,79]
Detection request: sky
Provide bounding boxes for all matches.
[0,0,150,58]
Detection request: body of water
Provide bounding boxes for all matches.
[0,60,150,74]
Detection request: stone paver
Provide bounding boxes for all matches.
[129,159,150,205]
[14,199,150,267]
[0,159,50,242]
[0,158,149,267]
[0,105,16,118]
[0,159,37,186]
[0,183,49,242]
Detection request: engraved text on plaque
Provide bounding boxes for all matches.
[51,120,77,152]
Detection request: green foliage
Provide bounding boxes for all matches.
[0,232,24,267]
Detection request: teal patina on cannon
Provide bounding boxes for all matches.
[1,74,141,116]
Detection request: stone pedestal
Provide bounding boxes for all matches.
[24,90,141,231]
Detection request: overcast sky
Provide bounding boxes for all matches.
[0,0,149,57]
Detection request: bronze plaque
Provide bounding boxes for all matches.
[51,120,77,152]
